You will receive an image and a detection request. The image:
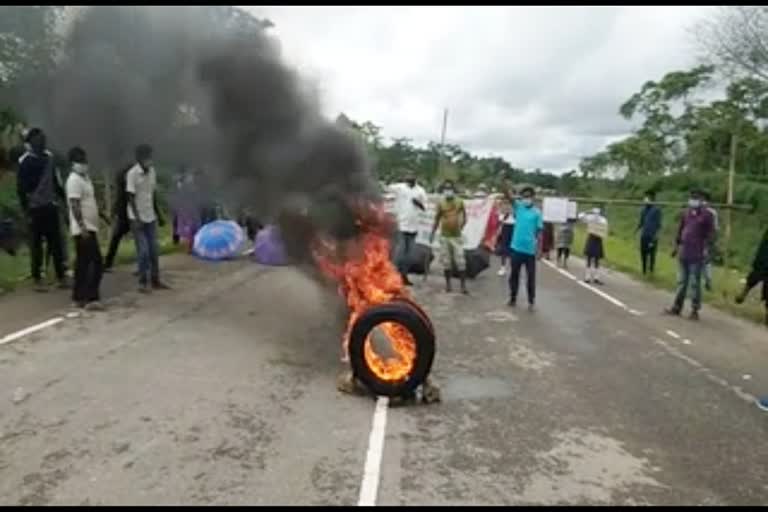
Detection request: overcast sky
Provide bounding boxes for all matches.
[246,6,714,174]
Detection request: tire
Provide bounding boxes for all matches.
[390,296,434,334]
[348,302,435,397]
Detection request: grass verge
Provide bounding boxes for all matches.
[572,227,765,325]
[0,223,181,293]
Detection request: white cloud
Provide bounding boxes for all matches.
[245,5,715,173]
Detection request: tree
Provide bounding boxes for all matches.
[0,6,64,88]
[693,6,768,81]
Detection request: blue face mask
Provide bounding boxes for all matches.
[522,198,533,207]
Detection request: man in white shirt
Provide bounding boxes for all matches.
[388,174,427,286]
[65,146,104,310]
[126,144,169,293]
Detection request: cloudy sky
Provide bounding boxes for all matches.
[247,6,714,174]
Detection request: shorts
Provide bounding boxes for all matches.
[440,236,466,272]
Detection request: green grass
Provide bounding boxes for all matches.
[572,226,765,325]
[0,223,181,293]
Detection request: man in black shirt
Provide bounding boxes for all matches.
[16,128,67,291]
[103,163,133,272]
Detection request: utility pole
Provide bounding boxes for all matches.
[436,108,448,183]
[725,131,737,268]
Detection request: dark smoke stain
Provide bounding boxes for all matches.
[8,6,382,266]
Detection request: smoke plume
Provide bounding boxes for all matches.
[8,6,381,263]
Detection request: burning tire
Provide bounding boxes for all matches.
[348,301,435,398]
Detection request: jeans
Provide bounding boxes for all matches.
[640,235,657,275]
[508,249,536,305]
[394,231,417,275]
[132,221,160,285]
[73,232,103,304]
[28,204,65,282]
[674,260,703,312]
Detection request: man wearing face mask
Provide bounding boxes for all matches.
[388,173,427,286]
[126,144,169,294]
[430,180,468,294]
[16,128,68,292]
[665,189,715,320]
[65,147,105,311]
[636,190,662,276]
[508,186,543,311]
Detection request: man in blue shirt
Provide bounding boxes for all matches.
[636,190,662,276]
[508,186,543,311]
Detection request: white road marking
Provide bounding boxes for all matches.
[543,260,628,310]
[0,317,64,346]
[543,260,758,408]
[358,396,389,506]
[651,337,757,404]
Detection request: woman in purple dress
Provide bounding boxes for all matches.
[170,169,202,254]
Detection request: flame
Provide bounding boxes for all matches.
[313,201,417,383]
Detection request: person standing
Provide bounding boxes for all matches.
[103,162,133,272]
[65,147,104,311]
[430,180,468,294]
[126,144,169,293]
[556,219,575,268]
[579,207,608,285]
[507,186,543,311]
[388,174,427,286]
[636,190,662,276]
[540,222,555,260]
[495,196,514,276]
[16,128,67,292]
[735,227,767,326]
[171,168,203,254]
[665,190,715,321]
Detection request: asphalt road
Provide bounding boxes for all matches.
[0,253,766,505]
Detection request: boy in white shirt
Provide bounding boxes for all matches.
[126,144,169,293]
[387,174,427,285]
[65,146,104,310]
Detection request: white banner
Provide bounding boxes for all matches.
[407,195,494,249]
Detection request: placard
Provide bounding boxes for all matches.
[567,201,578,220]
[542,197,569,223]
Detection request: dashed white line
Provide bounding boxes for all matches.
[358,396,389,506]
[666,330,681,340]
[0,317,64,346]
[651,337,757,404]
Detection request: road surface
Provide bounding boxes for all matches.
[0,253,766,505]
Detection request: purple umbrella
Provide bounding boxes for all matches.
[253,225,288,266]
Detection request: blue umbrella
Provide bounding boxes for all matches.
[193,220,245,261]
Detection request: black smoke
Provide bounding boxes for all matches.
[7,6,380,263]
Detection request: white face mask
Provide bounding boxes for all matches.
[72,162,89,175]
[444,189,455,199]
[688,199,701,208]
[522,198,533,207]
